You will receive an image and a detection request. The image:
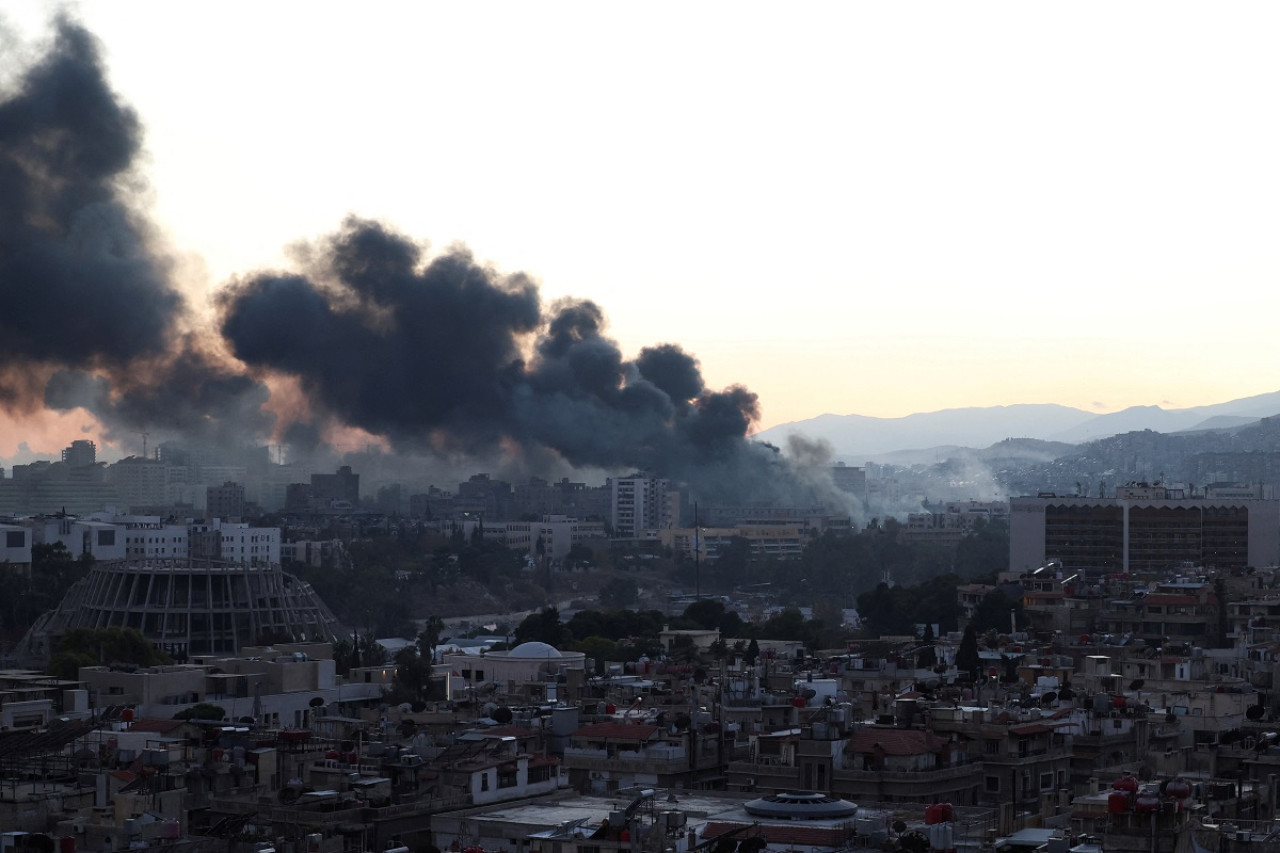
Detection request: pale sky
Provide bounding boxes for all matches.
[6,1,1280,446]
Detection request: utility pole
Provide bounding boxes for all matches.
[694,503,701,601]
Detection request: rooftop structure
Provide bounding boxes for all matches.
[20,559,342,661]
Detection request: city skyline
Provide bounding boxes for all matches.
[3,3,1280,464]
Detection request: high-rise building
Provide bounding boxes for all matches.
[62,440,96,468]
[207,480,247,519]
[610,474,678,537]
[1010,490,1280,577]
[107,457,169,511]
[311,465,360,509]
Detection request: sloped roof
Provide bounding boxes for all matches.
[846,728,946,755]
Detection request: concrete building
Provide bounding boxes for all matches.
[1009,491,1280,577]
[505,516,608,564]
[206,480,247,519]
[0,522,32,573]
[107,456,170,511]
[61,439,97,468]
[189,520,280,566]
[442,641,587,705]
[30,515,127,563]
[610,474,678,537]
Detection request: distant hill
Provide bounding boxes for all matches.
[1047,390,1280,443]
[756,392,1280,462]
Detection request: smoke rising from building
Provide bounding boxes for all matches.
[1,16,830,507]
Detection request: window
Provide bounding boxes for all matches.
[985,740,1000,754]
[1040,772,1054,791]
[985,776,1001,793]
[6,531,23,548]
[98,529,116,546]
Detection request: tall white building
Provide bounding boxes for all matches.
[609,475,679,537]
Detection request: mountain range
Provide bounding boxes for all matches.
[755,390,1280,463]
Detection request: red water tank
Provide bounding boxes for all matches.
[59,837,76,853]
[791,697,807,708]
[605,703,617,714]
[121,708,135,722]
[1165,779,1193,800]
[1113,776,1139,793]
[1108,792,1131,813]
[926,804,942,825]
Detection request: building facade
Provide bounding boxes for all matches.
[1010,492,1280,577]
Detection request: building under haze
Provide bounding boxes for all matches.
[610,474,679,537]
[1009,487,1280,577]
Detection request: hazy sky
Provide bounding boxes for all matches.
[5,1,1280,450]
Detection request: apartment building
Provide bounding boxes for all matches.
[610,474,679,537]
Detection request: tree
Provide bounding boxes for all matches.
[954,519,1010,577]
[514,607,568,647]
[391,646,435,701]
[174,702,227,721]
[574,636,622,675]
[917,623,938,668]
[682,599,728,631]
[970,588,1023,635]
[48,627,170,679]
[418,615,445,662]
[599,577,638,610]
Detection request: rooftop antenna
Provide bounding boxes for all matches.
[140,431,150,460]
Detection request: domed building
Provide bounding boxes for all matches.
[442,640,586,704]
[19,559,343,662]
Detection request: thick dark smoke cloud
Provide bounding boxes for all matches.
[3,16,826,507]
[0,17,273,446]
[0,18,175,378]
[218,218,793,498]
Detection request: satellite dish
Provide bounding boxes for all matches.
[1129,679,1145,691]
[1247,705,1266,720]
[1041,692,1058,706]
[493,706,513,724]
[309,696,325,708]
[802,688,818,700]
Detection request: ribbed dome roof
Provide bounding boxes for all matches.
[508,641,563,658]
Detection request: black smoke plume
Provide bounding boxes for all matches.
[0,16,273,445]
[218,218,796,499]
[4,16,826,507]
